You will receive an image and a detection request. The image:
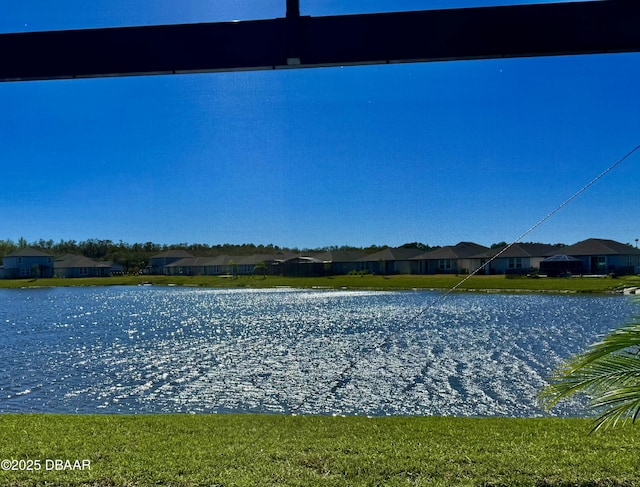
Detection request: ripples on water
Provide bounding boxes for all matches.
[0,286,637,417]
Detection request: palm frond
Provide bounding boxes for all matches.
[539,313,640,430]
[568,320,640,366]
[540,353,640,406]
[591,386,640,431]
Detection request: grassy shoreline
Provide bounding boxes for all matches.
[1,273,638,293]
[0,414,638,486]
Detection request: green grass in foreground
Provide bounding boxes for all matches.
[0,415,638,486]
[2,273,638,293]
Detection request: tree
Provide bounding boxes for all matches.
[400,242,429,250]
[540,311,640,431]
[253,261,266,278]
[0,239,17,257]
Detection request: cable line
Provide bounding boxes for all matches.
[295,142,640,403]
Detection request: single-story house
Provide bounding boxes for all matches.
[358,247,424,274]
[2,247,55,278]
[232,254,276,275]
[273,255,325,277]
[165,255,232,276]
[164,252,301,276]
[311,250,368,275]
[414,242,490,275]
[230,252,301,276]
[472,243,562,275]
[546,238,640,275]
[54,254,113,278]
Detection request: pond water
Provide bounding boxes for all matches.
[0,286,637,417]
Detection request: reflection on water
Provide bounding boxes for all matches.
[0,286,636,416]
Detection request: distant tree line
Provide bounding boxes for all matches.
[489,241,568,249]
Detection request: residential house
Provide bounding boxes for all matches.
[272,255,325,277]
[164,252,300,276]
[147,250,194,275]
[234,252,305,275]
[165,255,231,276]
[232,254,273,276]
[2,247,54,278]
[54,254,113,278]
[547,238,640,275]
[415,242,490,275]
[476,243,562,275]
[311,250,367,275]
[358,247,423,274]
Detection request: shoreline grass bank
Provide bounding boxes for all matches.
[0,414,638,486]
[1,273,638,293]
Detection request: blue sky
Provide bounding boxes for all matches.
[1,1,638,249]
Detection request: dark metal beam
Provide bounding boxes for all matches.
[1,1,639,82]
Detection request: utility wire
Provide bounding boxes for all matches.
[295,141,640,403]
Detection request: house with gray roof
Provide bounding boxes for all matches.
[358,247,424,274]
[548,238,640,275]
[311,250,367,275]
[165,255,231,276]
[54,254,113,278]
[473,242,562,275]
[271,255,325,276]
[2,247,54,278]
[164,252,301,276]
[147,250,194,275]
[414,242,490,274]
[242,252,301,275]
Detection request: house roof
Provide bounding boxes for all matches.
[485,243,561,259]
[166,256,231,267]
[360,247,424,262]
[234,254,269,265]
[233,253,299,265]
[550,238,640,256]
[55,254,110,268]
[5,247,53,258]
[165,253,301,267]
[311,250,367,263]
[419,242,490,260]
[149,249,194,259]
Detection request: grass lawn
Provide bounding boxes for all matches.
[1,273,638,293]
[0,414,638,486]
